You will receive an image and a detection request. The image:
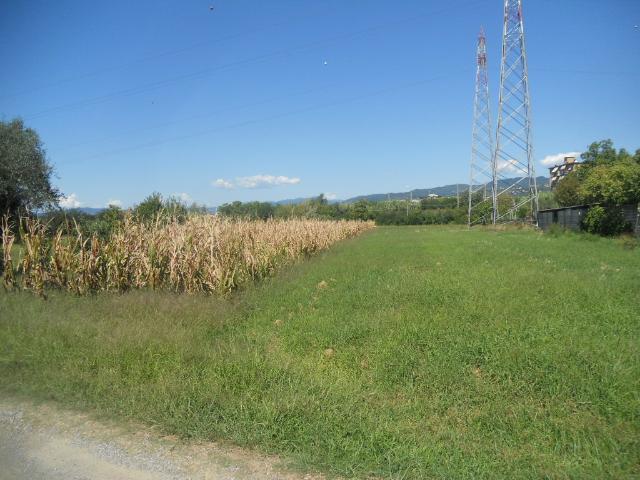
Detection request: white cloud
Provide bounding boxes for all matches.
[173,192,192,203]
[236,175,301,189]
[540,152,582,167]
[212,175,301,190]
[213,179,235,189]
[325,193,338,201]
[496,159,521,174]
[60,193,82,209]
[106,199,122,207]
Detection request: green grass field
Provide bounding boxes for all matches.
[1,226,639,479]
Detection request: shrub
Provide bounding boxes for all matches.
[580,160,640,205]
[582,205,631,236]
[618,234,638,250]
[546,223,568,237]
[554,173,581,206]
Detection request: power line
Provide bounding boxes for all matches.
[20,0,489,121]
[0,3,334,101]
[24,49,312,120]
[47,62,638,146]
[55,82,340,153]
[56,71,467,166]
[54,50,458,153]
[530,67,640,77]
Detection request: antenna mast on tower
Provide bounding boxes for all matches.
[493,0,538,223]
[468,27,494,226]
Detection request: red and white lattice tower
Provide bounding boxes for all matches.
[468,27,494,226]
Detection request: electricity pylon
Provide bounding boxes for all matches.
[468,27,494,226]
[493,0,538,224]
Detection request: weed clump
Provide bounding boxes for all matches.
[618,234,638,250]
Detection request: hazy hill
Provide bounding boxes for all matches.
[62,177,550,212]
[276,176,550,205]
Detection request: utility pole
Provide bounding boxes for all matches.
[493,0,538,224]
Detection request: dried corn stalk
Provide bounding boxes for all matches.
[1,215,374,295]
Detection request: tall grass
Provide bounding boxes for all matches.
[1,215,373,295]
[1,216,16,289]
[2,226,638,478]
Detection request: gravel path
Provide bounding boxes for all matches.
[0,398,325,480]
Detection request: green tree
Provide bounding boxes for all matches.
[163,195,189,220]
[314,193,328,206]
[537,191,559,210]
[0,119,60,218]
[582,205,631,236]
[580,139,619,166]
[554,140,640,208]
[554,172,582,207]
[580,160,640,206]
[133,193,189,223]
[469,200,493,224]
[217,201,274,220]
[352,200,372,221]
[38,209,94,235]
[217,201,242,217]
[133,192,164,222]
[90,205,125,238]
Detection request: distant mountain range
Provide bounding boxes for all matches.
[278,176,551,205]
[75,207,106,215]
[273,197,319,206]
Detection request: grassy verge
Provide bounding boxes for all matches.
[1,226,639,479]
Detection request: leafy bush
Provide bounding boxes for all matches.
[133,192,190,223]
[86,205,125,238]
[580,160,640,205]
[553,140,640,209]
[582,205,631,236]
[39,206,125,239]
[554,173,581,207]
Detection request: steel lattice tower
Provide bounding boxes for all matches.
[493,0,538,224]
[468,27,494,226]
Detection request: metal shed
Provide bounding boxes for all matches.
[538,205,592,231]
[538,204,639,236]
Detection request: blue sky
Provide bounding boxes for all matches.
[1,0,639,208]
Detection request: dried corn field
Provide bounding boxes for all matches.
[1,216,374,295]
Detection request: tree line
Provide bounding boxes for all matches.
[217,193,469,225]
[38,193,209,239]
[1,117,638,236]
[552,140,640,235]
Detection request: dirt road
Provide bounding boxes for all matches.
[0,398,324,480]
